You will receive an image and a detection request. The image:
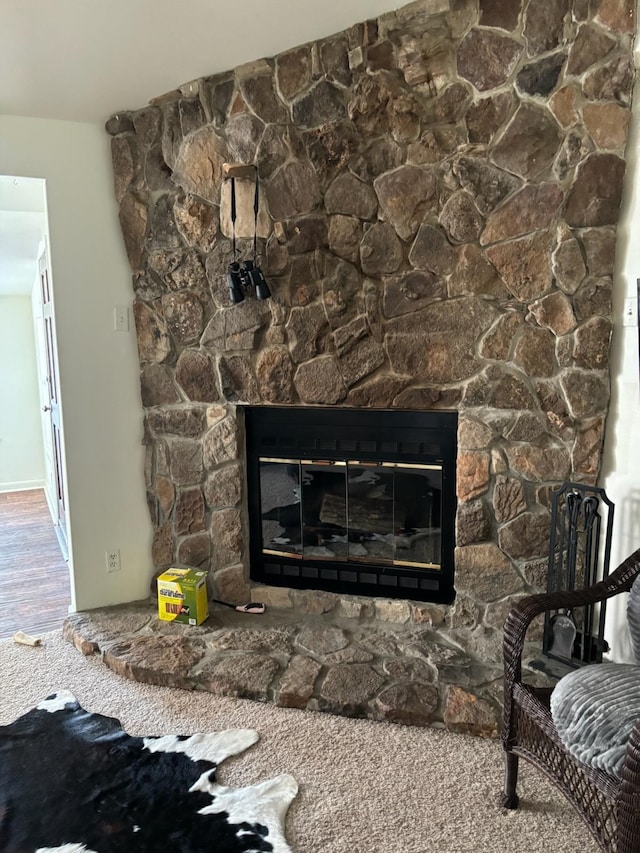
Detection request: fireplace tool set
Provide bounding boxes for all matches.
[532,481,614,677]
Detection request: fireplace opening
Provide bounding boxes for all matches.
[244,407,457,603]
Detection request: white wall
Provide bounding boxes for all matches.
[0,115,151,611]
[601,65,640,661]
[0,295,45,491]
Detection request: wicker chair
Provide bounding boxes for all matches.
[501,546,640,853]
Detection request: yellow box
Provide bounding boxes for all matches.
[157,567,209,626]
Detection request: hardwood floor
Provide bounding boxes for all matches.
[0,489,71,640]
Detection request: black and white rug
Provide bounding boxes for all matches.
[0,690,297,853]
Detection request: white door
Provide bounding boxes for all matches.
[35,243,67,551]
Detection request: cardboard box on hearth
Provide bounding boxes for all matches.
[157,567,209,626]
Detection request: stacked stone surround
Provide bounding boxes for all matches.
[107,0,636,669]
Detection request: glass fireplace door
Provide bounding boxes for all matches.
[258,457,442,571]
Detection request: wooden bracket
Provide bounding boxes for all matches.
[223,162,257,181]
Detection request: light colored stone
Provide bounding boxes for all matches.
[201,511,235,572]
[198,653,279,700]
[457,451,490,502]
[103,635,205,690]
[252,586,293,609]
[505,445,571,482]
[297,625,349,656]
[212,563,251,605]
[292,589,338,615]
[458,418,494,450]
[375,600,411,624]
[455,543,521,602]
[528,291,577,336]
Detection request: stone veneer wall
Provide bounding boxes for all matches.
[107,0,635,662]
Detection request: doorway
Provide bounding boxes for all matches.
[0,174,71,639]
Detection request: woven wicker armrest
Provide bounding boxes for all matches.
[504,547,640,688]
[615,712,640,850]
[620,716,640,788]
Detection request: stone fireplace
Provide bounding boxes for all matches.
[107,0,636,666]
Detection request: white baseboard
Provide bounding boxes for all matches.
[0,479,46,494]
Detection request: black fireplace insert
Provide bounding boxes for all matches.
[244,407,457,603]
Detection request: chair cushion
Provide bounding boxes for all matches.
[628,573,640,664]
[550,662,640,778]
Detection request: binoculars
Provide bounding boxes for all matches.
[227,260,271,304]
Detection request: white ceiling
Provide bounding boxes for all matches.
[0,0,398,298]
[0,0,400,123]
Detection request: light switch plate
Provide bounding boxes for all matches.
[114,305,129,331]
[623,297,637,327]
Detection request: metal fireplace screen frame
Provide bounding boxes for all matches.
[540,481,614,672]
[243,407,458,604]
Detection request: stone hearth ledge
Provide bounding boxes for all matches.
[62,597,547,737]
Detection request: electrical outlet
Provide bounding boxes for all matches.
[106,549,121,573]
[113,305,129,332]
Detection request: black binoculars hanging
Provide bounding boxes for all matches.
[226,173,271,305]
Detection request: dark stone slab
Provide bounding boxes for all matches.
[277,655,323,709]
[374,165,437,240]
[466,92,514,144]
[218,354,261,404]
[565,154,626,227]
[452,156,520,217]
[267,161,321,220]
[409,224,456,275]
[134,302,172,364]
[256,347,295,403]
[383,270,446,318]
[174,487,206,535]
[292,80,346,128]
[567,23,616,76]
[277,47,312,100]
[457,29,522,91]
[523,0,571,55]
[317,664,385,716]
[374,682,439,726]
[516,52,566,97]
[479,0,522,30]
[140,365,180,407]
[491,103,562,179]
[360,221,403,276]
[440,191,483,243]
[325,172,378,220]
[176,350,219,402]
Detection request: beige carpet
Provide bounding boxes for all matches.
[0,630,598,853]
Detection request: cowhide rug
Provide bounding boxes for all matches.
[0,690,297,853]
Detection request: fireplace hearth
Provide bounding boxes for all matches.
[244,407,457,603]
